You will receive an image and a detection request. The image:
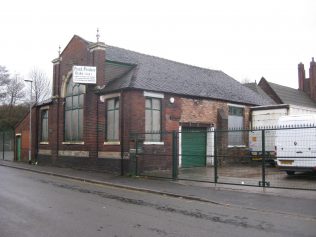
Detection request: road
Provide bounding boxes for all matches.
[0,166,315,237]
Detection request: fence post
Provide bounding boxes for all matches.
[2,131,4,160]
[261,129,266,187]
[214,129,218,183]
[135,138,139,176]
[172,131,178,180]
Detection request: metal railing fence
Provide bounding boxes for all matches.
[130,126,316,191]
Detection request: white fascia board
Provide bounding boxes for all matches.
[144,91,164,99]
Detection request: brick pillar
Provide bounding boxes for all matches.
[86,42,106,159]
[217,108,228,165]
[50,57,62,161]
[298,62,305,91]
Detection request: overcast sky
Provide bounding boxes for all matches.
[1,0,315,89]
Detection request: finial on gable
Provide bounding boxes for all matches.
[96,28,100,43]
[58,45,61,57]
[89,29,106,52]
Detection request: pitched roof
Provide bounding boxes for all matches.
[243,82,276,104]
[264,80,316,108]
[100,45,272,106]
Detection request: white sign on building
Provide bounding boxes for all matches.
[73,66,97,84]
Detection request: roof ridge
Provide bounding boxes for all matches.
[106,44,222,73]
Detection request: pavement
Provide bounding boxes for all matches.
[1,159,316,217]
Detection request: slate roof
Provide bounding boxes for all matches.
[265,81,316,108]
[243,82,276,104]
[100,45,272,106]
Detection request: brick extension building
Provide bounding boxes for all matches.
[15,35,270,172]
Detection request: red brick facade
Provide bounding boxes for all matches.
[15,35,252,172]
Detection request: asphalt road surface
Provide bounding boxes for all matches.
[0,166,315,237]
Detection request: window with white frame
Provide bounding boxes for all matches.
[228,106,244,146]
[106,97,120,141]
[145,97,161,141]
[41,109,49,142]
[64,77,85,142]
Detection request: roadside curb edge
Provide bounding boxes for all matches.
[0,163,224,206]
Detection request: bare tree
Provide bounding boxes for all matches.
[0,67,28,130]
[28,68,51,103]
[241,78,255,84]
[0,65,11,102]
[6,74,25,107]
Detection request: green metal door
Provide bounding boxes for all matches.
[181,127,207,168]
[16,136,21,161]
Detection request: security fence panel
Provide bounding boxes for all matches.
[132,132,175,179]
[215,128,262,186]
[266,126,316,190]
[130,126,316,191]
[0,130,14,161]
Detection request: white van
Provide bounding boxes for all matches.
[249,104,316,163]
[275,114,316,175]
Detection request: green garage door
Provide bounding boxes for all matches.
[181,127,207,168]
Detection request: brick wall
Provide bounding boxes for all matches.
[15,107,38,162]
[124,90,174,172]
[181,98,227,126]
[15,35,254,173]
[180,98,250,129]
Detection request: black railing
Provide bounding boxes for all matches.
[130,126,316,191]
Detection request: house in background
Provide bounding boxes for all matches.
[244,59,316,158]
[15,35,270,172]
[245,77,316,130]
[244,58,316,128]
[245,57,316,107]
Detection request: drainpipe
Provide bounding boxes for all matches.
[35,107,39,162]
[2,131,4,160]
[96,94,99,158]
[120,90,124,176]
[56,60,61,160]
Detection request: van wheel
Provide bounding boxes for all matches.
[286,171,295,176]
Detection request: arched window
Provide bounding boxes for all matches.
[64,77,85,141]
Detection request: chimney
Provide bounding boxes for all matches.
[298,62,305,91]
[310,57,316,101]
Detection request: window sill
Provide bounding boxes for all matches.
[228,145,246,148]
[62,141,85,145]
[143,141,164,145]
[40,142,49,145]
[104,141,120,145]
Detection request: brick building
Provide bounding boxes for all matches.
[15,35,270,172]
